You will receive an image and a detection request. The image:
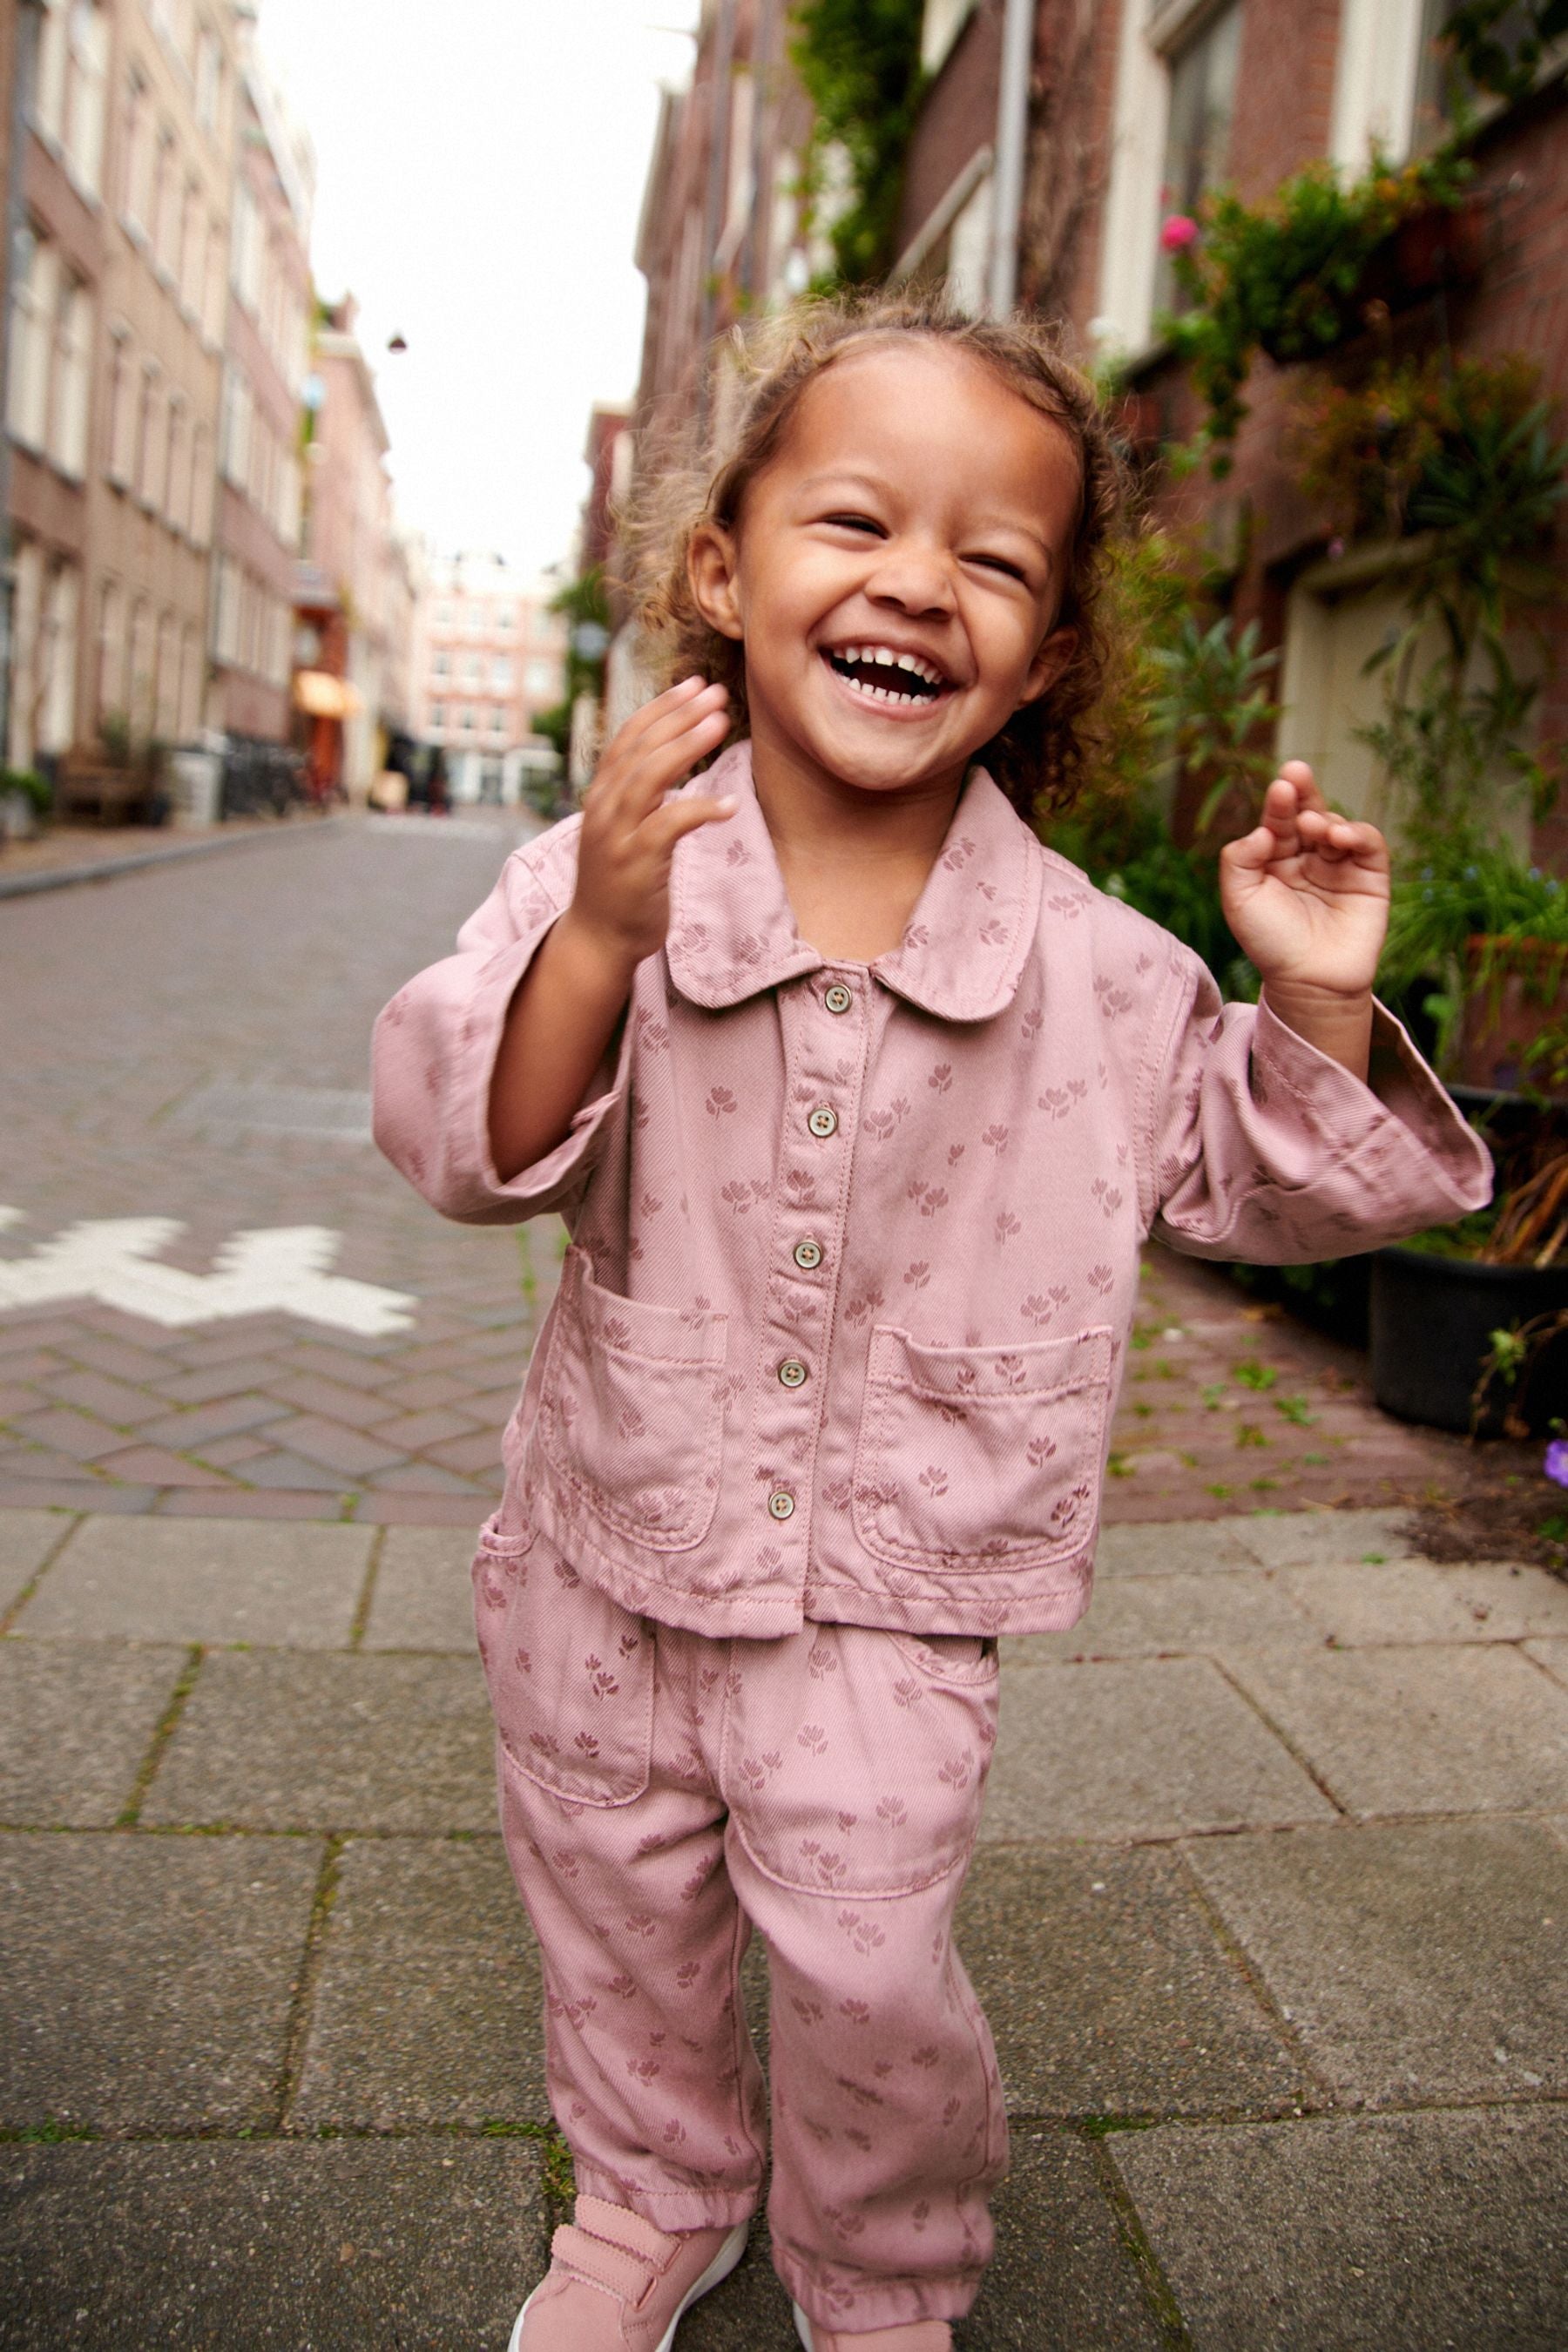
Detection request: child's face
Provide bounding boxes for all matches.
[693,340,1081,802]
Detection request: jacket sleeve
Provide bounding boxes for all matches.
[1145,948,1493,1264]
[370,816,631,1227]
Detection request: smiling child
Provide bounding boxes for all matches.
[374,294,1489,2352]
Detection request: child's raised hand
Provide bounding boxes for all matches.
[1220,762,1390,1004]
[569,679,734,970]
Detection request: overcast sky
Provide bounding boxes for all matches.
[255,0,704,580]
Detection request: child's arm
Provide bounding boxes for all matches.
[1219,762,1384,1081]
[489,679,733,1181]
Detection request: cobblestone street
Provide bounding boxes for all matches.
[0,812,1484,1529]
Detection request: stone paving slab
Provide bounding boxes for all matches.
[1007,1568,1315,1661]
[1277,1558,1568,1646]
[0,2137,546,2352]
[982,1657,1336,1844]
[1110,2106,1568,2349]
[0,1508,66,1612]
[1186,1817,1568,2107]
[363,1523,479,1651]
[1225,1506,1416,1569]
[1221,1642,1568,1817]
[1525,1636,1568,1688]
[0,1639,186,1825]
[15,1515,374,1647]
[0,1831,321,2131]
[956,1844,1308,2117]
[292,1835,545,2129]
[1091,1518,1267,1577]
[141,1650,496,1832]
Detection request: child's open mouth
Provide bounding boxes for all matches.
[821,645,952,708]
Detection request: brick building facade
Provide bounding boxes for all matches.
[409,551,565,806]
[630,0,1568,855]
[209,24,311,745]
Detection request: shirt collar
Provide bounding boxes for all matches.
[666,739,1041,1023]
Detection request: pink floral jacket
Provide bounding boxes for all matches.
[373,741,1490,1639]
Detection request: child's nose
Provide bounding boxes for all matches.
[864,540,956,618]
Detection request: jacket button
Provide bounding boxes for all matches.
[767,1490,795,1520]
[808,1105,837,1139]
[824,982,853,1013]
[778,1358,808,1388]
[794,1237,823,1270]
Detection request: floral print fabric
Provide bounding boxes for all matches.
[475,1507,1004,2333]
[374,740,1490,1639]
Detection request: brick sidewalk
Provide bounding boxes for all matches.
[3,1499,1565,2347]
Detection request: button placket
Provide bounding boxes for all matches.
[754,974,870,1559]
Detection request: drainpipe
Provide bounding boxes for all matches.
[0,2,44,764]
[987,0,1034,315]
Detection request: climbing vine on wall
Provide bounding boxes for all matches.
[788,0,927,287]
[1439,0,1568,104]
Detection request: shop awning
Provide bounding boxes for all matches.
[294,670,362,720]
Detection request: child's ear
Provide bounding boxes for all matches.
[688,524,745,642]
[1017,625,1076,708]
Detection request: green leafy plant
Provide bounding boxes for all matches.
[1439,1,1568,104]
[1289,352,1548,544]
[1163,147,1472,461]
[789,0,927,287]
[1149,614,1282,833]
[2,768,51,819]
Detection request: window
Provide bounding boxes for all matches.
[165,395,187,532]
[50,275,91,479]
[129,596,153,730]
[6,228,54,450]
[524,657,558,703]
[1153,3,1243,316]
[155,611,179,736]
[179,620,200,733]
[203,218,226,343]
[431,650,449,679]
[179,178,203,312]
[105,326,134,485]
[231,176,261,308]
[63,2,109,196]
[120,75,151,231]
[429,700,445,730]
[494,604,516,632]
[462,706,476,733]
[491,656,512,692]
[136,365,162,509]
[463,652,483,684]
[1095,0,1243,355]
[32,0,69,145]
[189,424,213,544]
[96,577,125,720]
[434,600,454,628]
[489,707,507,740]
[212,553,240,662]
[219,362,247,487]
[194,27,223,138]
[152,127,179,276]
[921,0,978,74]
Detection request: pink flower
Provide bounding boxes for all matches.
[1159,213,1199,253]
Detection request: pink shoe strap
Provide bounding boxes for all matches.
[550,2221,656,2306]
[574,2194,679,2269]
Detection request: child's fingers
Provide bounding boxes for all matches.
[646,789,739,852]
[1277,759,1327,814]
[599,695,731,821]
[1220,825,1276,876]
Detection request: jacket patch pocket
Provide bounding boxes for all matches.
[853,1324,1114,1575]
[537,1247,729,1556]
[473,1521,653,1808]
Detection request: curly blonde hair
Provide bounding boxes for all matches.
[627,289,1127,821]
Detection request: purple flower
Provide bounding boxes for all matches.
[1544,1438,1568,1486]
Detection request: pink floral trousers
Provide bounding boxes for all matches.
[472,1511,1008,2334]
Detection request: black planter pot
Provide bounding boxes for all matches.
[1369,1247,1568,1436]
